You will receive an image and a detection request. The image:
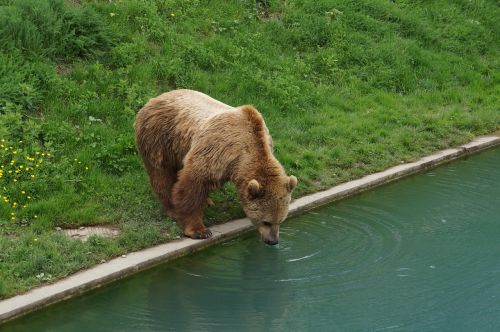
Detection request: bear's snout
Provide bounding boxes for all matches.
[264,238,279,246]
[258,223,280,246]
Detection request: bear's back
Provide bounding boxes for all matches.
[135,90,238,169]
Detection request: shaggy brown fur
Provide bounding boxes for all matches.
[134,89,297,243]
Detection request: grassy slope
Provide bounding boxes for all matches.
[0,0,499,297]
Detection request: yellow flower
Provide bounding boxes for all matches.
[34,215,38,219]
[13,179,17,182]
[33,238,38,242]
[21,191,26,194]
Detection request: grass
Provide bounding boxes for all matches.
[0,0,499,298]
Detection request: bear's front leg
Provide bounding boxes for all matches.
[171,169,213,239]
[182,210,212,239]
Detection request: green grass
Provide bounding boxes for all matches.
[0,0,499,298]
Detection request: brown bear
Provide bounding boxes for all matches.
[134,89,297,245]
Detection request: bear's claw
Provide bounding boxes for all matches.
[190,229,212,239]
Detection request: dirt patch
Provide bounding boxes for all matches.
[59,226,120,241]
[55,64,72,76]
[255,1,282,21]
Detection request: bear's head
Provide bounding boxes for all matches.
[240,175,298,245]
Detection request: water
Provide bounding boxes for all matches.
[3,148,500,332]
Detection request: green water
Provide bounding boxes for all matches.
[3,148,500,332]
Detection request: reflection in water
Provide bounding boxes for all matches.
[146,239,290,331]
[3,148,500,332]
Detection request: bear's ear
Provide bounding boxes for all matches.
[247,179,262,198]
[287,175,298,192]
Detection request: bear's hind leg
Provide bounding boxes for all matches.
[147,165,177,215]
[171,168,213,239]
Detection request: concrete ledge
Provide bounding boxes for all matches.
[1,135,499,324]
[289,136,500,214]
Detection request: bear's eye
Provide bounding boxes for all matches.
[262,221,272,227]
